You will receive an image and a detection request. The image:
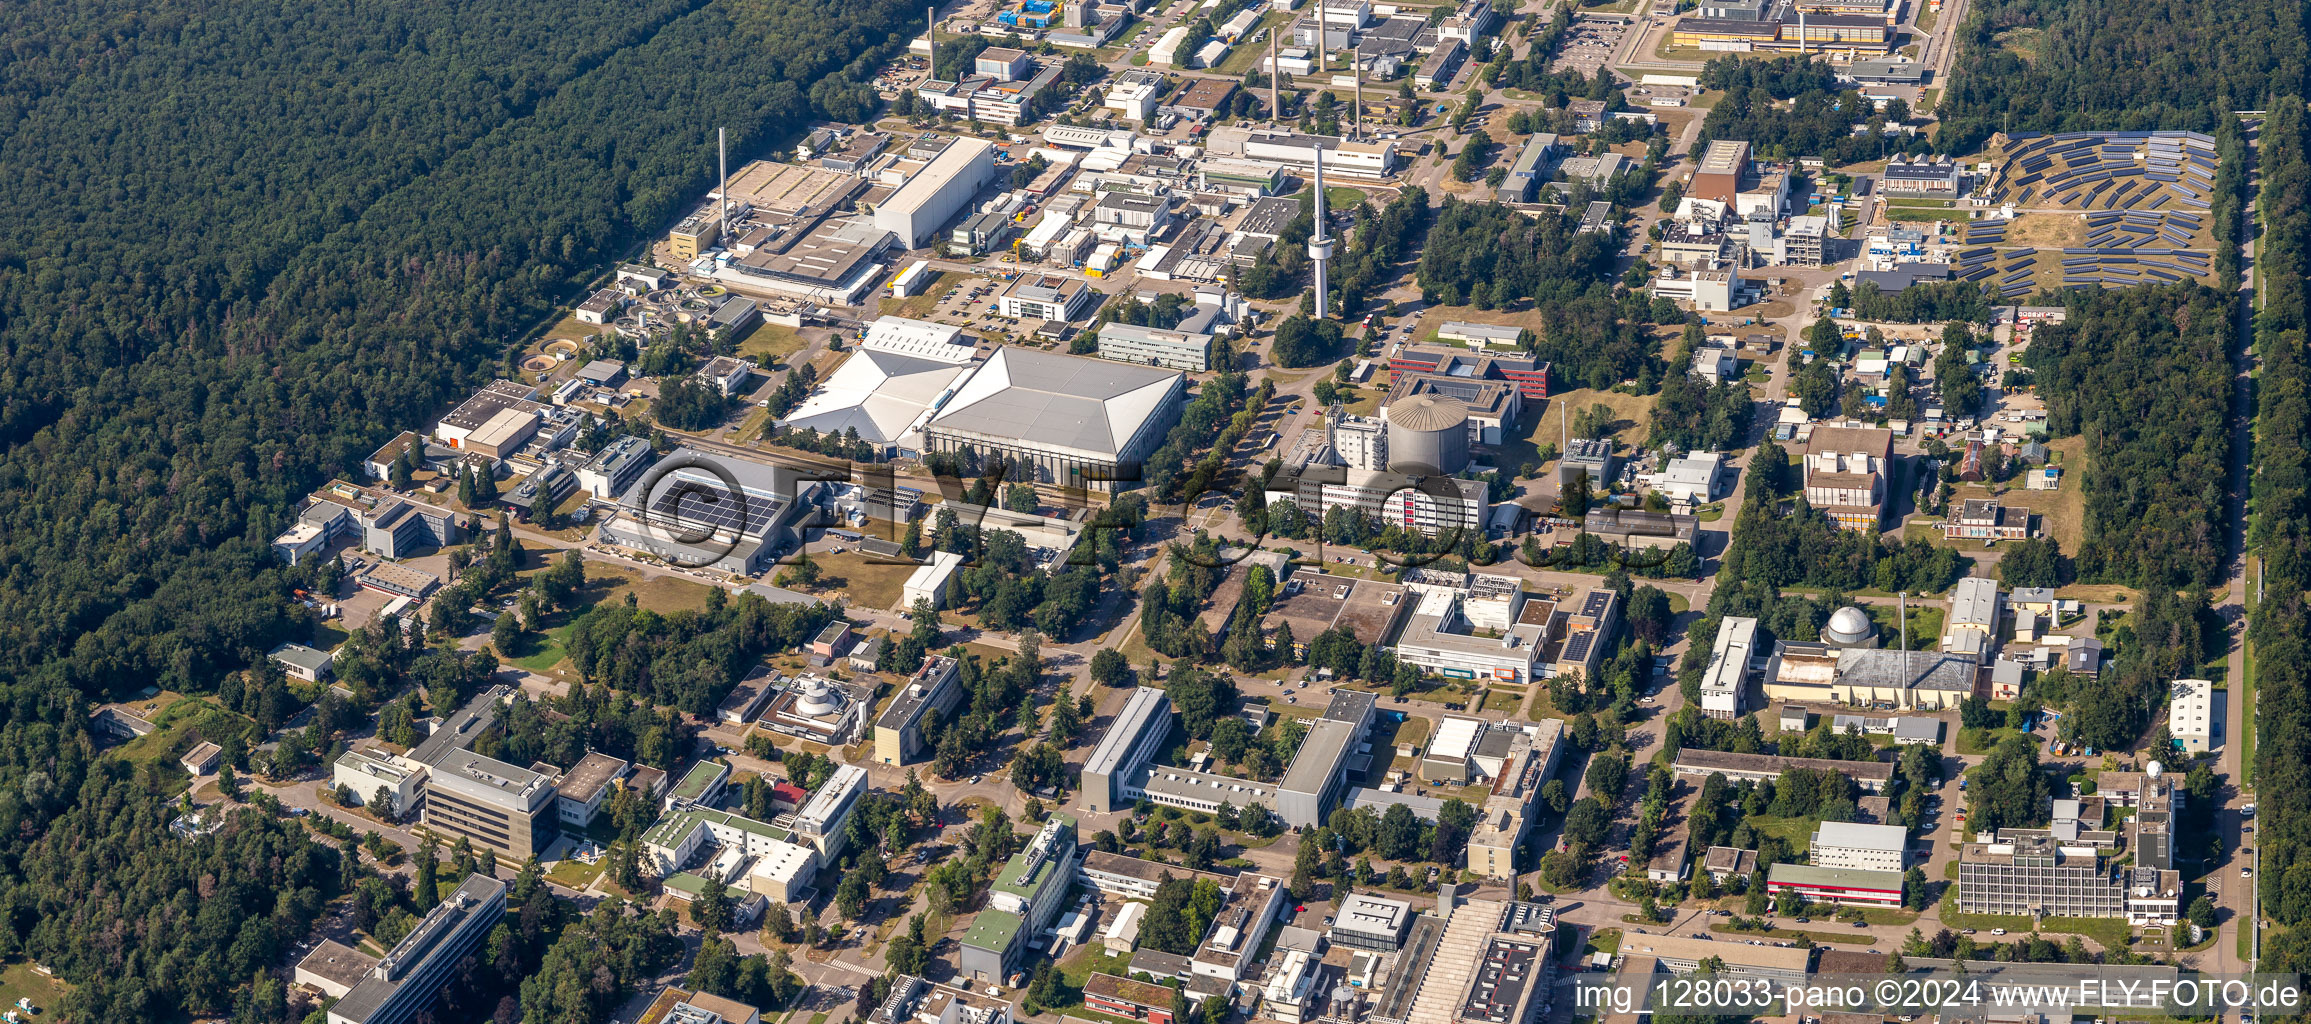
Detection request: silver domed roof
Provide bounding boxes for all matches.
[1824,605,1876,645]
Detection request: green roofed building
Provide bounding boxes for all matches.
[961,910,1029,984]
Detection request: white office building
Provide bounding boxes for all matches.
[1808,821,1907,872]
[2170,678,2213,753]
[1699,616,1759,720]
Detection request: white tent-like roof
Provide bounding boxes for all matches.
[779,347,978,450]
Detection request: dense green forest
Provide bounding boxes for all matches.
[2246,103,2311,952]
[1415,200,1667,390]
[1931,0,2309,152]
[2020,285,2233,588]
[1694,56,1927,164]
[0,0,919,1016]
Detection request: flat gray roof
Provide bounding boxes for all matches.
[1086,686,1171,779]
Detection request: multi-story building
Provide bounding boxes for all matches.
[333,749,426,819]
[1465,720,1564,879]
[327,875,507,1024]
[1699,616,1759,719]
[1803,426,1894,531]
[1265,464,1490,536]
[2170,678,2214,754]
[1944,499,2034,541]
[793,764,867,859]
[274,482,466,565]
[875,656,964,765]
[1330,892,1414,950]
[422,748,558,856]
[1388,344,1551,398]
[1191,873,1286,981]
[555,751,630,828]
[1958,835,2178,924]
[915,58,1063,127]
[1097,321,1216,371]
[990,814,1080,934]
[1807,821,1907,871]
[1083,687,1173,812]
[1084,974,1181,1024]
[576,435,655,500]
[1691,140,1752,203]
[1276,691,1376,827]
[1078,851,1235,900]
[1881,155,1967,194]
[1000,274,1098,322]
[1781,216,1827,266]
[871,977,1014,1024]
[665,759,732,812]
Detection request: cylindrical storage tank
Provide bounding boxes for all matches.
[1385,395,1470,475]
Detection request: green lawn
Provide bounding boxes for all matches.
[876,271,966,320]
[0,960,69,1017]
[738,324,810,369]
[1958,726,2022,755]
[546,857,604,890]
[1210,14,1282,74]
[1586,927,1623,957]
[1743,815,1818,853]
[1938,909,2134,952]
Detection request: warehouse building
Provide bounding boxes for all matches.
[924,347,1185,493]
[596,446,822,575]
[875,137,1001,249]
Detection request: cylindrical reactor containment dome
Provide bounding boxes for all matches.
[1384,395,1470,475]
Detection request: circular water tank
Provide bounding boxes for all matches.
[1385,396,1470,475]
[1824,605,1878,647]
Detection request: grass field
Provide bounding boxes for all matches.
[876,271,966,320]
[0,960,68,1016]
[1929,435,2088,553]
[502,563,723,672]
[1865,603,1944,650]
[738,324,810,369]
[784,550,919,610]
[1497,387,1657,474]
[546,856,604,890]
[1210,15,1282,74]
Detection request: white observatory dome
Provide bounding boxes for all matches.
[1824,606,1878,647]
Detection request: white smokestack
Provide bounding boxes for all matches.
[718,127,730,237]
